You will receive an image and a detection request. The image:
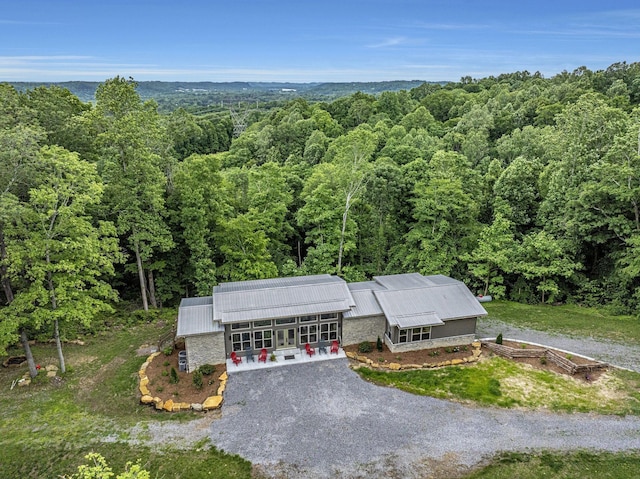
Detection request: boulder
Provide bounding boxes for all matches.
[451,359,464,365]
[140,395,154,404]
[203,395,223,410]
[218,371,228,382]
[139,384,150,396]
[163,399,174,412]
[217,383,225,396]
[191,403,203,412]
[172,402,191,412]
[345,351,357,359]
[388,363,401,370]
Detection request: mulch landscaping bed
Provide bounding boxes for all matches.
[344,340,606,382]
[343,342,472,365]
[144,348,223,404]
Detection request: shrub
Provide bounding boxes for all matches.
[429,350,440,357]
[358,341,372,353]
[270,353,277,362]
[169,367,179,384]
[540,356,547,365]
[163,360,170,367]
[162,345,174,356]
[198,364,215,376]
[496,333,503,345]
[192,369,203,390]
[161,370,169,377]
[376,336,383,352]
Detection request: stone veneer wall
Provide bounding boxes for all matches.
[185,332,226,372]
[342,315,386,346]
[384,333,476,353]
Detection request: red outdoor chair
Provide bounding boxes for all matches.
[258,348,268,363]
[330,340,339,354]
[305,343,316,357]
[230,351,242,366]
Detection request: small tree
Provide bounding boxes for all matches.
[496,333,503,345]
[192,369,203,390]
[169,367,179,384]
[376,336,383,352]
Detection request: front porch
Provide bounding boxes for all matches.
[225,345,346,373]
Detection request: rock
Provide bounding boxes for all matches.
[139,377,149,388]
[140,395,154,404]
[365,358,373,365]
[345,351,357,359]
[46,371,57,378]
[45,365,58,372]
[217,383,226,396]
[154,399,164,410]
[388,363,401,370]
[191,403,203,412]
[172,402,191,412]
[473,349,482,357]
[163,399,174,412]
[218,372,228,382]
[203,395,223,410]
[139,366,149,377]
[472,341,481,348]
[451,359,464,365]
[139,385,150,396]
[371,363,380,368]
[18,379,30,386]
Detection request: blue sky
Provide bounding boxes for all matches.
[1,0,639,83]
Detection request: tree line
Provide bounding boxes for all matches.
[2,62,640,373]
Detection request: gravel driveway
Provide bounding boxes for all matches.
[211,358,640,478]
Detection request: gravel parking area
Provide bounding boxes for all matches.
[211,358,640,478]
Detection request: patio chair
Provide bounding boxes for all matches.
[230,351,242,366]
[258,348,268,363]
[318,339,327,354]
[245,346,255,362]
[305,343,316,357]
[330,340,339,354]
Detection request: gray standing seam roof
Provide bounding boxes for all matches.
[213,278,355,323]
[176,302,222,337]
[343,289,384,318]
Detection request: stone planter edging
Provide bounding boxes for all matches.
[138,352,227,412]
[347,341,482,370]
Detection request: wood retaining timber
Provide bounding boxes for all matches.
[481,341,607,375]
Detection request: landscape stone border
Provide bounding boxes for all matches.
[346,341,483,370]
[138,351,227,412]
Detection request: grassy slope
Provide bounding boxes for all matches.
[482,300,640,343]
[0,309,251,479]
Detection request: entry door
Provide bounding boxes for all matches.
[276,328,296,349]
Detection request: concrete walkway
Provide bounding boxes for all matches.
[210,358,640,478]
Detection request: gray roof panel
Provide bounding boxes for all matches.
[180,296,213,307]
[214,274,342,294]
[214,278,354,323]
[373,273,436,290]
[395,312,444,328]
[343,289,384,318]
[348,281,386,292]
[374,283,487,327]
[176,302,222,337]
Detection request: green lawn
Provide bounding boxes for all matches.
[483,300,640,343]
[0,308,252,479]
[467,451,640,479]
[357,357,640,415]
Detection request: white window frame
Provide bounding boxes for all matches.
[231,332,251,351]
[320,322,338,341]
[299,324,318,344]
[254,330,273,349]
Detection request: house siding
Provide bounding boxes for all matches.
[384,333,476,353]
[185,332,226,372]
[432,317,476,339]
[342,315,386,346]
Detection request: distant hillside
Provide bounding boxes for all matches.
[9,80,432,106]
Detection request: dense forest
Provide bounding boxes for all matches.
[2,62,640,365]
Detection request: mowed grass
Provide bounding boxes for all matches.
[357,356,640,415]
[483,300,640,343]
[0,308,252,479]
[467,450,640,479]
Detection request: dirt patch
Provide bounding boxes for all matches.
[144,349,223,405]
[343,342,472,366]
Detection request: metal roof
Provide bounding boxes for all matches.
[395,312,444,329]
[180,296,213,307]
[176,301,223,337]
[347,281,386,292]
[213,277,355,323]
[374,282,487,328]
[343,289,384,318]
[373,272,436,290]
[214,274,343,294]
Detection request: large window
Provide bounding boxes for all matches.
[299,324,317,344]
[398,326,431,343]
[254,330,273,349]
[253,320,272,328]
[231,322,250,330]
[231,332,251,351]
[299,315,317,323]
[320,312,338,321]
[320,322,338,341]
